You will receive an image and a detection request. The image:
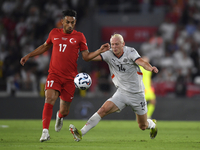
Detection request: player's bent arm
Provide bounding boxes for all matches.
[136,58,159,73]
[81,43,110,62]
[91,55,102,61]
[20,42,52,66]
[81,50,102,62]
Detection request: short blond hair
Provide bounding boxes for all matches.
[110,34,124,43]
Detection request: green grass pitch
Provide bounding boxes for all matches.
[0,120,200,150]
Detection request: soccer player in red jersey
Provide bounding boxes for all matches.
[20,9,110,142]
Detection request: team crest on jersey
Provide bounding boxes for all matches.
[123,58,128,63]
[69,38,76,44]
[62,37,68,40]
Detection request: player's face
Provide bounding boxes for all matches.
[110,37,125,57]
[62,16,76,34]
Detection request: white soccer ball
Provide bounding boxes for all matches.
[74,73,92,90]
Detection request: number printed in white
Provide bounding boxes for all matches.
[47,80,54,87]
[59,44,67,52]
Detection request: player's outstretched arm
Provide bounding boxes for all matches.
[136,58,159,73]
[81,43,110,62]
[20,42,52,66]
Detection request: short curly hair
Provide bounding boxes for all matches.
[62,9,77,19]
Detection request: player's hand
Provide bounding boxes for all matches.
[20,55,29,66]
[99,43,110,53]
[152,66,159,73]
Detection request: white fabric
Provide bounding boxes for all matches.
[147,119,155,129]
[101,46,145,94]
[81,112,101,136]
[107,89,147,115]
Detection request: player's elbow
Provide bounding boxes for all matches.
[82,57,90,62]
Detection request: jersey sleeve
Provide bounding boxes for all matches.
[129,48,141,62]
[100,49,112,62]
[79,33,88,51]
[45,29,54,44]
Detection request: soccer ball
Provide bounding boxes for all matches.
[74,73,92,90]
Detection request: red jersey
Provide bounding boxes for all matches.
[46,28,88,79]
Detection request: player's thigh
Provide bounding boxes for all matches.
[45,74,63,104]
[45,89,60,105]
[129,92,147,115]
[45,74,62,94]
[60,79,76,102]
[106,90,126,112]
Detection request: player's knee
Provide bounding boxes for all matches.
[45,96,54,104]
[45,90,59,104]
[138,124,147,130]
[97,107,108,117]
[45,96,53,103]
[45,95,57,104]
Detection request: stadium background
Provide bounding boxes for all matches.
[0,0,200,120]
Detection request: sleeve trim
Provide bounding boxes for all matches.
[134,57,141,62]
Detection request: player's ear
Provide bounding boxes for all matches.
[61,19,64,25]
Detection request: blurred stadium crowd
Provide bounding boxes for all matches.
[0,0,200,97]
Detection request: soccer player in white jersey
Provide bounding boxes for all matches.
[69,33,159,142]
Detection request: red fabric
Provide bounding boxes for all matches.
[137,72,143,75]
[153,81,200,97]
[45,73,75,102]
[111,74,115,79]
[46,28,88,79]
[42,103,53,129]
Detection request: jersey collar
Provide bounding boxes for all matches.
[113,51,124,59]
[62,29,75,35]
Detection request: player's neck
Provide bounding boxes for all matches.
[63,29,73,34]
[115,51,124,58]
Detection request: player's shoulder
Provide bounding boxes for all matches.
[73,30,84,35]
[124,46,137,54]
[49,28,62,34]
[124,46,137,52]
[52,28,61,32]
[101,49,113,58]
[124,46,141,61]
[72,30,86,40]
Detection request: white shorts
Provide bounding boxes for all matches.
[107,89,147,115]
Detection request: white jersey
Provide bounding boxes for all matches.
[101,46,145,96]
